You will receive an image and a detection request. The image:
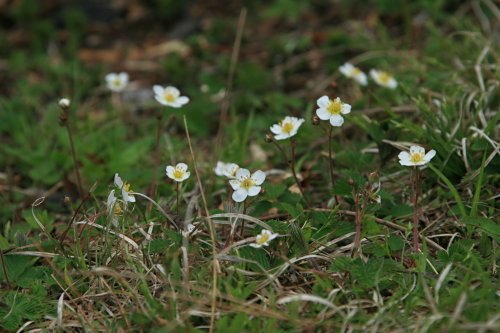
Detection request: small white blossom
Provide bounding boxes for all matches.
[316,96,351,127]
[398,145,436,166]
[58,98,71,108]
[114,173,136,203]
[369,69,397,89]
[105,72,129,92]
[229,168,266,202]
[106,190,123,226]
[153,85,189,108]
[166,163,190,182]
[214,161,240,179]
[270,116,305,140]
[339,63,367,85]
[250,229,279,248]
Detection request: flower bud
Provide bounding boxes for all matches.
[312,115,320,125]
[58,98,70,109]
[265,133,273,143]
[348,178,354,186]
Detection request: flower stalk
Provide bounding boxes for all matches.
[148,113,164,211]
[413,166,420,252]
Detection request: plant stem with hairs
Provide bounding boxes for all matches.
[176,181,180,218]
[148,112,164,212]
[59,104,83,198]
[328,126,335,188]
[413,167,420,253]
[290,139,311,208]
[0,248,11,288]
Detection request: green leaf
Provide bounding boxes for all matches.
[462,217,500,240]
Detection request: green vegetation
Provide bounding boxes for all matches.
[0,0,498,332]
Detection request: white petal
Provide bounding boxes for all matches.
[182,171,190,181]
[232,188,248,202]
[387,79,398,89]
[155,95,168,106]
[176,163,188,171]
[424,149,436,161]
[341,103,352,114]
[236,168,250,180]
[316,107,331,120]
[268,233,279,241]
[214,161,225,176]
[127,193,136,202]
[249,243,262,248]
[105,73,116,83]
[165,86,180,97]
[329,115,344,127]
[274,133,290,140]
[119,72,129,83]
[229,179,240,190]
[398,151,410,162]
[356,73,368,85]
[166,166,175,178]
[114,173,123,188]
[316,96,330,108]
[270,124,282,135]
[177,96,189,105]
[247,186,261,196]
[410,146,425,155]
[251,170,266,185]
[153,85,164,96]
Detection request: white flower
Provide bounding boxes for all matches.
[114,173,136,203]
[250,229,279,248]
[229,168,266,202]
[58,98,71,108]
[106,190,123,225]
[166,163,190,182]
[369,69,397,89]
[153,85,189,108]
[270,116,305,140]
[105,72,129,92]
[214,161,240,179]
[339,63,368,85]
[316,96,352,127]
[398,145,436,166]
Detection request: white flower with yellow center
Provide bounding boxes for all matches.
[214,161,240,179]
[316,96,352,127]
[270,116,305,140]
[398,145,436,166]
[339,63,367,85]
[114,173,136,203]
[229,168,266,202]
[106,190,123,226]
[58,98,71,108]
[166,163,190,182]
[369,69,397,89]
[250,229,279,248]
[105,72,129,92]
[153,85,189,108]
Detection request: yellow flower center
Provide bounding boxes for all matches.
[164,92,175,102]
[114,204,122,215]
[352,67,362,75]
[378,72,391,84]
[113,78,122,87]
[256,233,270,245]
[123,183,132,193]
[241,177,255,190]
[327,99,342,115]
[282,122,294,134]
[410,153,424,163]
[173,169,184,179]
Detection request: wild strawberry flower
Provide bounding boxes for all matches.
[250,229,279,248]
[114,173,136,203]
[339,63,367,85]
[398,145,436,166]
[105,72,129,92]
[153,85,189,108]
[106,190,123,225]
[316,96,352,127]
[229,168,266,202]
[270,116,305,140]
[214,161,240,179]
[166,163,190,182]
[369,69,397,89]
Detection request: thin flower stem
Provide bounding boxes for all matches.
[240,200,247,238]
[148,113,164,212]
[64,123,83,198]
[183,114,218,332]
[176,181,180,217]
[413,167,420,252]
[328,126,335,189]
[290,139,311,208]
